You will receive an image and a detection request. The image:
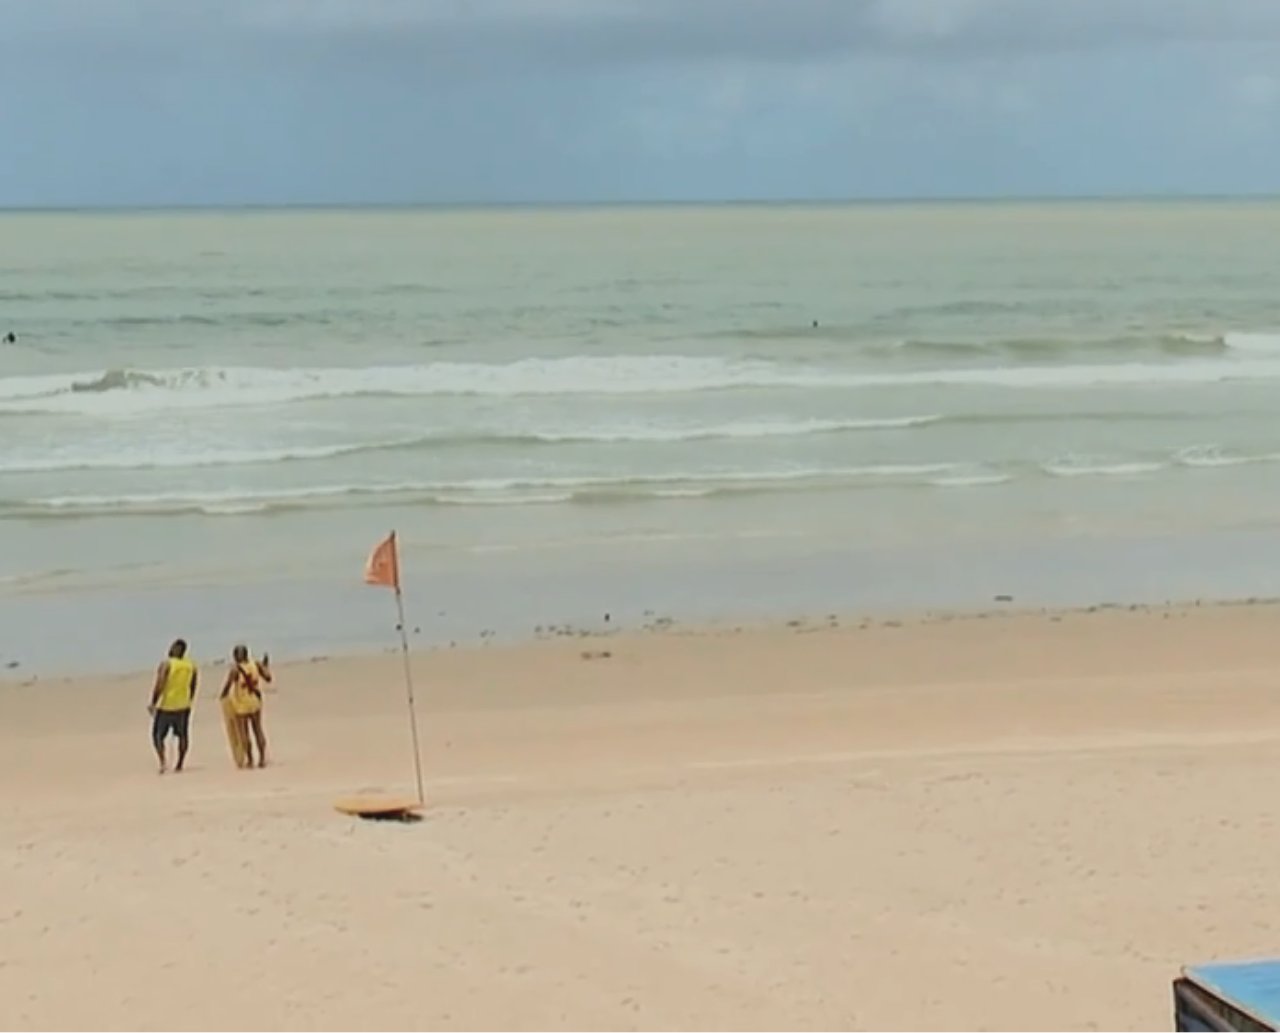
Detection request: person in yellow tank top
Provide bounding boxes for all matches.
[148,638,197,774]
[220,644,272,768]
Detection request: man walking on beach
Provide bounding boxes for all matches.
[149,638,197,774]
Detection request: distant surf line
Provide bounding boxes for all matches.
[5,446,1277,519]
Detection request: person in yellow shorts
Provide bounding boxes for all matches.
[220,644,272,768]
[148,638,197,774]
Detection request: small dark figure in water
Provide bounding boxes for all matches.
[811,320,819,328]
[3,332,15,344]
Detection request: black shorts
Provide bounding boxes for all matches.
[152,708,190,745]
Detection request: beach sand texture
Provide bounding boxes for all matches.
[3,604,1280,1030]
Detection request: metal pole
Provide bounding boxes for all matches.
[393,586,425,805]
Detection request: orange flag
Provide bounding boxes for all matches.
[364,531,400,591]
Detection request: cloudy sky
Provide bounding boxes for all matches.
[2,0,1279,206]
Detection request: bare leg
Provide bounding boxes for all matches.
[175,734,189,772]
[248,713,268,767]
[236,716,255,768]
[152,716,167,774]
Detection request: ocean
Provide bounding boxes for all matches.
[4,201,1280,673]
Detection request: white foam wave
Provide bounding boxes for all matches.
[929,472,1013,488]
[1042,458,1165,478]
[650,487,718,499]
[0,372,81,402]
[0,439,409,475]
[197,502,274,516]
[0,357,831,415]
[6,463,963,516]
[1173,445,1280,469]
[1224,331,1280,355]
[876,357,1280,390]
[537,414,942,443]
[1174,445,1244,468]
[452,464,957,495]
[9,348,1280,417]
[433,491,576,507]
[0,414,944,475]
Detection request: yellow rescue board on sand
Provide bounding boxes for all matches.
[333,794,423,820]
[221,696,250,768]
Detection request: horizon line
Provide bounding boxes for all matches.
[2,190,1279,215]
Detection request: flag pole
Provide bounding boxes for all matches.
[390,536,426,806]
[365,529,425,807]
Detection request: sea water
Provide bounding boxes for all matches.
[3,201,1280,672]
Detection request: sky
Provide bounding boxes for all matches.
[1,0,1279,206]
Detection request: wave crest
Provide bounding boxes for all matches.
[0,414,943,475]
[70,369,165,393]
[1,463,965,518]
[3,337,1280,416]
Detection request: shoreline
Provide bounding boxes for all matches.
[8,522,1280,680]
[8,592,1280,688]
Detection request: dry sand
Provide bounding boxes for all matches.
[4,603,1280,1031]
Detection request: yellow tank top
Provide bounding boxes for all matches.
[158,656,195,711]
[230,660,262,716]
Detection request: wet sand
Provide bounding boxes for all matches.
[3,603,1280,1030]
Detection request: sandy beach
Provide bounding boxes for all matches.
[4,602,1280,1030]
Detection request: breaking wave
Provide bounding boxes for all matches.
[3,332,1280,415]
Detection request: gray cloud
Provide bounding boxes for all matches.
[6,0,1280,68]
[3,0,1279,207]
